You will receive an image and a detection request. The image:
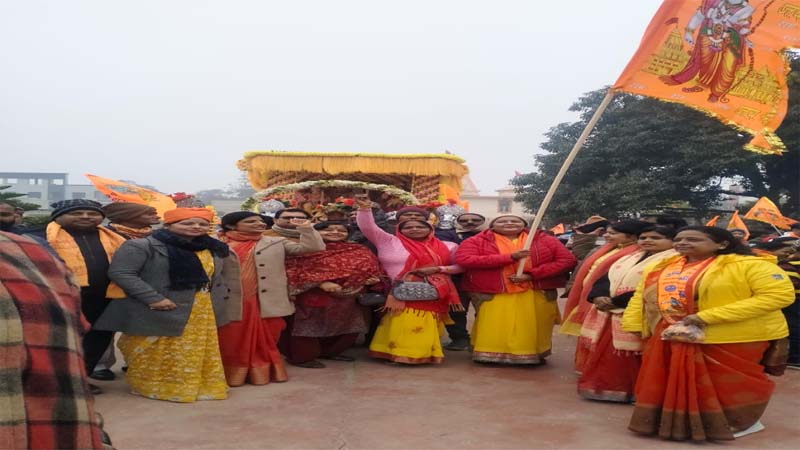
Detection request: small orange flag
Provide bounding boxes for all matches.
[705,215,720,227]
[727,210,750,240]
[85,174,176,216]
[614,0,800,154]
[743,197,797,230]
[550,223,566,235]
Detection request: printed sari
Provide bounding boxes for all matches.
[629,257,776,441]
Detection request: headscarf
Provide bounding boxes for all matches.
[163,207,213,224]
[102,202,157,223]
[396,206,429,221]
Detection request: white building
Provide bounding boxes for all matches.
[460,175,530,220]
[0,172,107,210]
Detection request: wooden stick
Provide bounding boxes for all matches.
[516,89,616,276]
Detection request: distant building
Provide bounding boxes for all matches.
[0,172,106,210]
[461,175,530,219]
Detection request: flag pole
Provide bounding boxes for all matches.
[516,89,616,276]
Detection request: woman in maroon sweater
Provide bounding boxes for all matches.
[455,215,577,364]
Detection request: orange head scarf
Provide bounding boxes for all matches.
[163,208,213,224]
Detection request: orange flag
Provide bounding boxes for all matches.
[727,210,750,239]
[705,215,720,227]
[85,174,176,216]
[743,196,798,229]
[614,0,800,154]
[550,223,566,234]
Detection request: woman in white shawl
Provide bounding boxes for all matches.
[575,225,678,402]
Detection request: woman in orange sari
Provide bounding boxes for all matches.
[560,221,649,364]
[576,225,677,402]
[217,211,324,386]
[623,226,794,441]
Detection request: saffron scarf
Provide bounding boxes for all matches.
[151,229,230,290]
[285,241,383,297]
[561,243,639,335]
[494,231,533,294]
[46,221,127,298]
[656,256,715,324]
[392,228,460,313]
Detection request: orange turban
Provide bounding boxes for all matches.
[163,208,214,224]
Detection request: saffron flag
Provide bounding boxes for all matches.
[614,0,800,154]
[550,223,566,234]
[743,196,798,229]
[727,210,750,239]
[85,174,176,216]
[706,215,720,226]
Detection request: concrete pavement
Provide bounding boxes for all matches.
[94,332,800,450]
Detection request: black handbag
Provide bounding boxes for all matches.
[357,292,386,307]
[391,274,439,301]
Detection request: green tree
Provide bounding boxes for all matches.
[0,185,40,211]
[513,56,800,223]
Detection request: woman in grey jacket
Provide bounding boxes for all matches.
[95,208,242,403]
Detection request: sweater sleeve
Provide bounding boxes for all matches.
[528,236,578,280]
[356,209,394,248]
[621,274,647,335]
[696,262,796,325]
[454,238,515,268]
[439,241,464,274]
[283,227,326,255]
[108,240,164,304]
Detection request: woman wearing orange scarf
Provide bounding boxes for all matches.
[455,214,576,364]
[356,197,463,364]
[622,226,794,441]
[575,225,677,402]
[560,221,648,355]
[217,211,324,385]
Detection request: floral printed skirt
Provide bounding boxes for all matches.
[118,291,229,403]
[368,308,445,364]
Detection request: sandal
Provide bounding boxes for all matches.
[320,355,355,362]
[293,360,326,369]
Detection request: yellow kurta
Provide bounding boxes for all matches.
[368,309,445,364]
[471,290,558,364]
[118,250,228,402]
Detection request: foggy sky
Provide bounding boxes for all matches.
[1,0,662,195]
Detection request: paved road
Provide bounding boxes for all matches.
[94,331,799,449]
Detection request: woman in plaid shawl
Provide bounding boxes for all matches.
[0,231,105,450]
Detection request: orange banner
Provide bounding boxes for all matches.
[706,215,720,226]
[727,210,750,239]
[550,223,566,234]
[614,0,800,154]
[743,196,797,229]
[85,174,176,216]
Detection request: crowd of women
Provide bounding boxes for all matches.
[9,197,799,445]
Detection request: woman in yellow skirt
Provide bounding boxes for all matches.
[455,215,577,364]
[356,200,463,364]
[96,208,242,402]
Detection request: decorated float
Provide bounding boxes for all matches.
[237,151,469,216]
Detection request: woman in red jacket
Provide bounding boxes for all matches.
[455,215,577,364]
